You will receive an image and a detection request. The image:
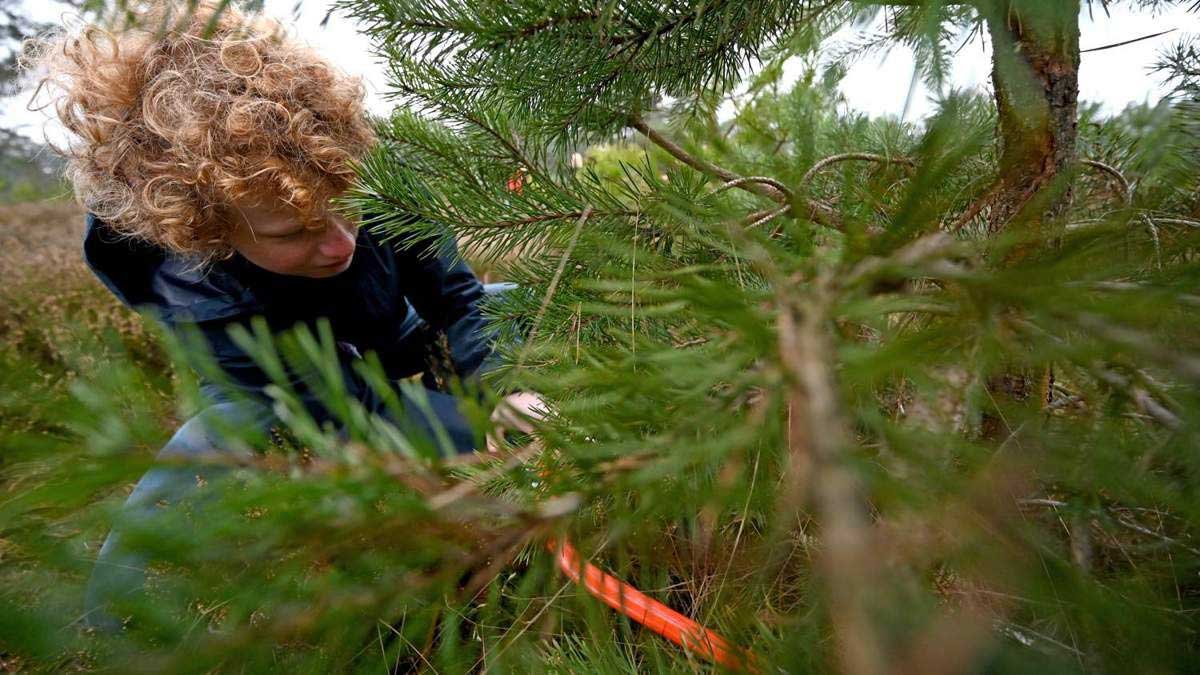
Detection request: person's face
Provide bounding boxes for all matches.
[227,197,357,278]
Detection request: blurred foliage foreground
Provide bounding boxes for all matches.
[4,1,1200,672]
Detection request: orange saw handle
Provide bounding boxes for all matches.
[547,537,759,672]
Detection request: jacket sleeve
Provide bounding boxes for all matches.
[389,235,500,381]
[190,316,367,417]
[190,317,480,455]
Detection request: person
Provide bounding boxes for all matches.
[24,1,543,629]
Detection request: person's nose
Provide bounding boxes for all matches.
[318,218,355,260]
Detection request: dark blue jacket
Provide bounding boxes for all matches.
[83,212,498,454]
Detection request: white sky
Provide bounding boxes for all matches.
[824,3,1199,121]
[5,1,1198,148]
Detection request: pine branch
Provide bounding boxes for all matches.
[427,444,545,511]
[1081,158,1132,205]
[605,1,735,48]
[490,209,632,229]
[947,177,1002,232]
[775,280,884,675]
[481,10,605,48]
[515,205,595,371]
[798,152,916,191]
[629,115,842,227]
[457,108,549,183]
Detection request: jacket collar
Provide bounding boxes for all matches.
[83,212,261,323]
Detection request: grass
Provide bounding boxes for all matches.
[0,199,181,671]
[0,199,175,431]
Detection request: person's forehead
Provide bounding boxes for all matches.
[233,199,309,235]
[251,209,305,235]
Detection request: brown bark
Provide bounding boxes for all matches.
[982,0,1081,236]
[975,1,1081,437]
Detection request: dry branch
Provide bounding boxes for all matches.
[798,152,915,192]
[707,175,795,201]
[1080,159,1132,206]
[628,116,841,228]
[947,178,1001,232]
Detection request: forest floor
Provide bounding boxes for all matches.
[0,198,174,430]
[0,200,177,672]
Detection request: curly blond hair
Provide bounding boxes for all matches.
[24,1,377,261]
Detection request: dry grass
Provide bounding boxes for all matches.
[0,201,88,276]
[0,199,173,434]
[0,199,162,362]
[0,200,176,674]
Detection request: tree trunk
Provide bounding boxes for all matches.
[983,0,1081,236]
[976,2,1080,435]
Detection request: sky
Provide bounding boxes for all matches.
[4,1,1198,148]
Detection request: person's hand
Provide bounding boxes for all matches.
[486,391,550,453]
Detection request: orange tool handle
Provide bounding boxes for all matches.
[547,537,758,672]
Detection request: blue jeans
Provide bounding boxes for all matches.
[83,400,273,631]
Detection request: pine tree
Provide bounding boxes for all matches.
[2,1,1199,672]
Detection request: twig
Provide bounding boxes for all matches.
[1144,214,1163,270]
[1074,312,1200,382]
[947,178,1001,232]
[797,152,915,192]
[1014,326,1186,431]
[1080,159,1132,206]
[749,204,793,230]
[1149,217,1200,229]
[997,620,1086,658]
[516,205,594,367]
[1133,388,1181,430]
[628,116,785,203]
[707,176,794,201]
[628,117,844,227]
[1016,499,1200,556]
[628,116,842,229]
[1017,498,1068,508]
[1115,515,1200,556]
[1081,28,1176,53]
[736,207,775,228]
[1078,281,1200,307]
[380,618,441,674]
